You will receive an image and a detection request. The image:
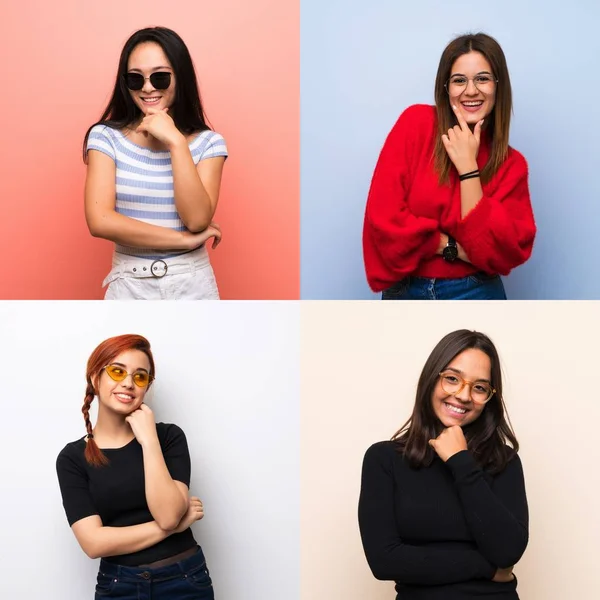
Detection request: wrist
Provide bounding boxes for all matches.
[167,132,187,151]
[139,436,160,451]
[457,163,478,176]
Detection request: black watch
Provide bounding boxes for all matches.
[442,235,458,262]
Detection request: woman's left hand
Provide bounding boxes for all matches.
[125,403,159,448]
[136,108,184,148]
[429,425,468,462]
[441,105,483,175]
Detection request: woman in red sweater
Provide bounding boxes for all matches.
[363,33,536,300]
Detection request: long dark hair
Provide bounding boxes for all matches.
[82,334,156,467]
[392,330,518,474]
[82,26,210,162]
[433,33,513,185]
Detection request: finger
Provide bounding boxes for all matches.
[474,119,484,143]
[428,439,436,448]
[441,134,450,147]
[451,104,469,131]
[447,128,456,141]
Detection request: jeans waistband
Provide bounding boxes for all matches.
[99,545,204,584]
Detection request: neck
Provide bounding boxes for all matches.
[93,404,133,441]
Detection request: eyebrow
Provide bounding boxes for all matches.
[128,66,172,73]
[443,367,491,384]
[450,71,493,77]
[110,362,149,373]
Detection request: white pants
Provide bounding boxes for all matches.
[103,246,220,300]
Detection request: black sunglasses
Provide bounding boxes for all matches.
[124,71,172,91]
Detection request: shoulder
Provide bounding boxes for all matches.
[156,422,187,441]
[385,104,436,146]
[88,123,117,141]
[364,440,400,463]
[190,129,228,159]
[56,437,86,469]
[506,146,528,172]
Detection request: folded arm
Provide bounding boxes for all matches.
[446,450,529,567]
[358,443,496,585]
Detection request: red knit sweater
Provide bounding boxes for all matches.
[362,104,536,292]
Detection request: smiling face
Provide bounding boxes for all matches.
[127,41,176,115]
[96,349,151,416]
[431,348,491,428]
[447,51,496,126]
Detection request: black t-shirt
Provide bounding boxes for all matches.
[358,442,529,599]
[56,422,196,566]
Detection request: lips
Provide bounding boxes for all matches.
[443,401,470,417]
[114,392,135,404]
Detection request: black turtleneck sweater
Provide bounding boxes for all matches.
[358,442,528,599]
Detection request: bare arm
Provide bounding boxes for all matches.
[141,438,189,531]
[71,515,172,559]
[71,497,202,559]
[169,137,225,232]
[84,150,204,250]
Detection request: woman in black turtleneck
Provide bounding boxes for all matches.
[358,329,528,600]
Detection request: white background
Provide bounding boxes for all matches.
[301,301,600,599]
[0,301,299,600]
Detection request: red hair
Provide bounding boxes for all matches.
[82,334,155,467]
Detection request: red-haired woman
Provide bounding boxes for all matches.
[56,334,213,599]
[363,33,536,300]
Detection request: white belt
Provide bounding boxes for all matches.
[102,247,209,287]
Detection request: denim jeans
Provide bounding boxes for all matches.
[382,273,507,300]
[94,546,214,599]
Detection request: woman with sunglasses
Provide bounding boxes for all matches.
[56,334,214,599]
[358,330,528,599]
[362,33,536,300]
[83,27,228,300]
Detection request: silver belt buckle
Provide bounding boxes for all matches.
[150,260,168,278]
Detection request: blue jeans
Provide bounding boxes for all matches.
[381,273,507,300]
[95,546,214,599]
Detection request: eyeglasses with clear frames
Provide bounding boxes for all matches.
[445,73,498,94]
[438,371,496,404]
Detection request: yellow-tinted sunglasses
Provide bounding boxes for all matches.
[103,364,154,388]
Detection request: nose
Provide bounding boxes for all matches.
[119,374,135,389]
[465,79,479,95]
[454,382,472,404]
[141,77,155,93]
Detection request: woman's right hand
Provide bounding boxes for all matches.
[492,566,515,583]
[173,496,204,534]
[182,223,222,251]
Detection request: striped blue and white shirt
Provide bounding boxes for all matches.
[87,125,228,259]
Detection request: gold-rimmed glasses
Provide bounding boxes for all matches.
[444,73,498,94]
[438,370,495,404]
[103,364,154,388]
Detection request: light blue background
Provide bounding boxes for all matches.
[301,0,600,299]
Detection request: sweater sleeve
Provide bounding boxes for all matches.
[446,450,529,567]
[358,443,496,585]
[453,151,536,274]
[363,107,442,288]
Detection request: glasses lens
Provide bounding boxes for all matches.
[125,73,145,91]
[440,372,462,394]
[150,72,171,90]
[105,365,127,382]
[132,371,151,387]
[471,383,492,403]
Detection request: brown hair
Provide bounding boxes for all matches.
[433,32,513,185]
[82,334,155,467]
[392,329,518,474]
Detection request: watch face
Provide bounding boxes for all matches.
[443,245,458,262]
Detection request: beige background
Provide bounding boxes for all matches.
[301,301,600,600]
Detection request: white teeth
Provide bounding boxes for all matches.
[116,393,133,400]
[445,402,466,414]
[142,98,160,102]
[463,102,482,106]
